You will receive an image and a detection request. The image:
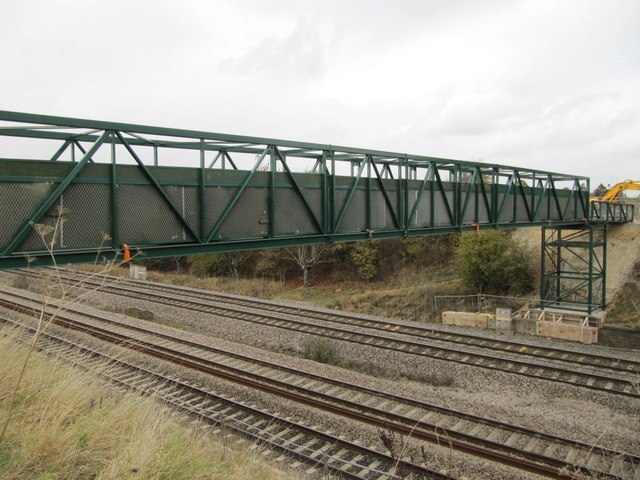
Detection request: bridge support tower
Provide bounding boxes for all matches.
[540,223,606,314]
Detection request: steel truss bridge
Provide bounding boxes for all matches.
[0,111,634,312]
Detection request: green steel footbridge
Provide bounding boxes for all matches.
[0,111,634,312]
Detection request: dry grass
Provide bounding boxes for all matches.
[76,262,465,322]
[606,281,640,328]
[0,332,292,480]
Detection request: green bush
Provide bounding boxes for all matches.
[349,241,378,280]
[456,230,534,295]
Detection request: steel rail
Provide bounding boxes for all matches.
[0,291,637,479]
[19,270,637,397]
[4,278,633,468]
[0,316,445,480]
[49,268,640,375]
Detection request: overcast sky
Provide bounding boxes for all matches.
[1,0,638,187]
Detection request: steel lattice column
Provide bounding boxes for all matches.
[540,224,607,313]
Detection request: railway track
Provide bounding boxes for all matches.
[16,268,640,398]
[0,316,447,480]
[1,286,638,479]
[54,268,639,375]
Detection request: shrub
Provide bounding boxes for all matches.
[349,241,378,280]
[303,338,340,365]
[456,230,534,295]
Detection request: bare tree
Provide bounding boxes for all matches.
[286,245,328,287]
[225,251,251,279]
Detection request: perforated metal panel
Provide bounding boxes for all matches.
[370,190,397,229]
[336,189,366,233]
[498,193,514,223]
[477,194,490,223]
[215,187,268,239]
[19,184,111,252]
[410,191,428,227]
[462,195,476,224]
[166,185,200,238]
[0,182,56,252]
[117,184,192,244]
[204,186,235,236]
[534,197,548,221]
[274,188,320,235]
[515,195,529,222]
[434,190,454,226]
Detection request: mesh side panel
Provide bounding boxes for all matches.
[217,187,268,239]
[165,185,200,238]
[302,188,322,225]
[19,184,112,252]
[434,190,454,226]
[532,197,544,221]
[498,193,514,223]
[0,182,56,252]
[370,190,398,229]
[515,195,529,222]
[204,186,235,236]
[564,196,576,219]
[274,188,320,235]
[117,184,192,244]
[462,194,476,223]
[336,189,366,233]
[552,196,566,220]
[411,191,431,227]
[478,194,490,223]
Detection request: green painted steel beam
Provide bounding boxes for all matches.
[0,110,590,179]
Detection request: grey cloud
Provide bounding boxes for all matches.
[218,20,332,80]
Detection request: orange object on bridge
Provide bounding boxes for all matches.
[121,244,131,262]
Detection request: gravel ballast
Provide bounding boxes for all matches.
[1,271,639,479]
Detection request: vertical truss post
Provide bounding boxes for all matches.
[199,139,206,240]
[268,145,276,238]
[320,151,328,233]
[110,133,118,250]
[330,150,335,238]
[540,224,606,313]
[366,155,372,230]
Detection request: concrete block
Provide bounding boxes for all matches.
[129,264,147,280]
[536,321,598,344]
[512,318,537,335]
[442,311,490,329]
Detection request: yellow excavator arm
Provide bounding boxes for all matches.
[591,180,640,202]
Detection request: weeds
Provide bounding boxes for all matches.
[0,335,289,480]
[303,338,340,365]
[8,275,29,291]
[0,212,292,479]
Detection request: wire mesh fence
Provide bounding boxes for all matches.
[432,294,539,322]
